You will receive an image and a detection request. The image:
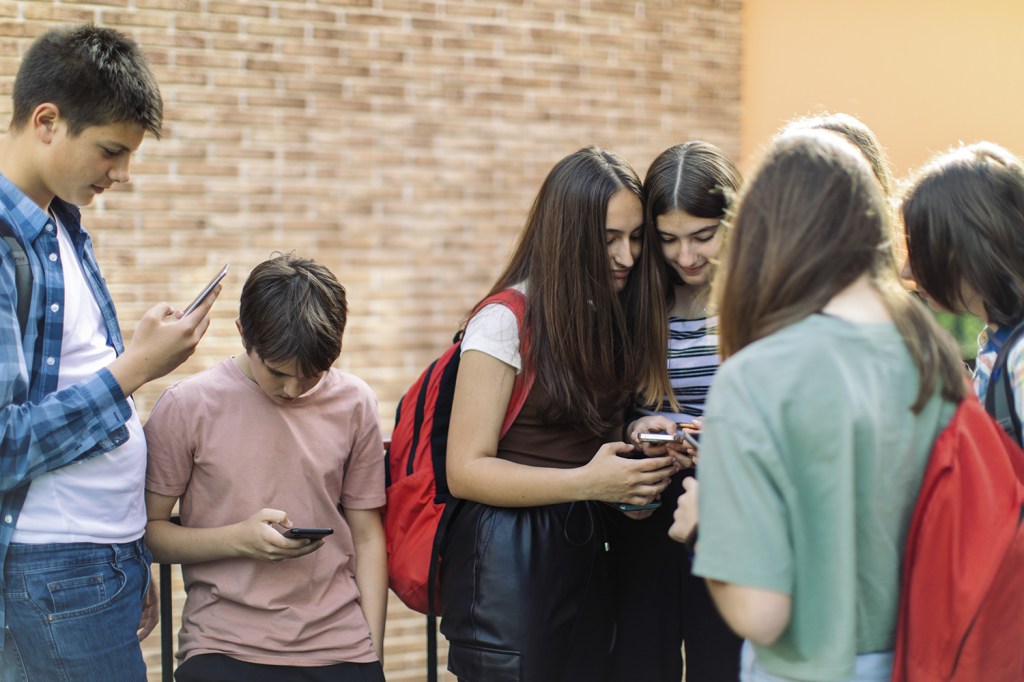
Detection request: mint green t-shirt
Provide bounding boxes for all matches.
[692,314,955,681]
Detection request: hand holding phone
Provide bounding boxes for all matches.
[282,527,333,540]
[680,430,700,449]
[182,264,229,315]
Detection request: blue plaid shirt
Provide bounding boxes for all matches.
[0,174,132,647]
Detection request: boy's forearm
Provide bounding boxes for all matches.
[145,518,241,565]
[354,538,388,660]
[1,369,130,492]
[349,509,388,660]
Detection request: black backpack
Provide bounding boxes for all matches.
[985,321,1024,447]
[0,216,32,337]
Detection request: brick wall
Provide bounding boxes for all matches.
[0,1,741,680]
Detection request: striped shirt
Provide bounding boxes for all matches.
[643,314,721,421]
[973,324,1024,445]
[0,175,131,646]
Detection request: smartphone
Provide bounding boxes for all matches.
[638,432,680,444]
[612,501,662,511]
[283,527,334,540]
[680,431,701,449]
[182,264,229,315]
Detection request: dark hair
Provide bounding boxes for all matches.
[484,146,666,433]
[11,24,162,137]
[642,140,741,299]
[783,112,893,199]
[716,129,965,410]
[238,254,348,375]
[901,141,1024,328]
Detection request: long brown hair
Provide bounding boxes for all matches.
[481,146,665,434]
[638,141,741,410]
[716,130,966,410]
[902,141,1024,328]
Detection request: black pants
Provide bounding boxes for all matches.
[174,653,385,682]
[606,471,742,682]
[439,500,615,682]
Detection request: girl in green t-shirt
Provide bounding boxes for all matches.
[669,130,968,681]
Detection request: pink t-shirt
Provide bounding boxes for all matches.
[144,359,386,666]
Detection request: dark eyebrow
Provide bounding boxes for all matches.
[693,221,721,235]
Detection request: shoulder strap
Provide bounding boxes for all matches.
[0,217,32,337]
[986,321,1024,445]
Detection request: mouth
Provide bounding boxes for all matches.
[681,264,705,276]
[91,185,109,194]
[613,268,631,280]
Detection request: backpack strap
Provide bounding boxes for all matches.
[986,321,1024,446]
[0,217,32,337]
[480,288,534,436]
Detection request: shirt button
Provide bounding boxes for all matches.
[46,357,55,366]
[48,253,58,262]
[45,224,54,232]
[50,303,59,313]
[3,515,11,524]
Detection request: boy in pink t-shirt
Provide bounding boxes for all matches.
[144,255,387,682]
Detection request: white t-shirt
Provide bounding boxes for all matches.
[13,218,147,544]
[460,283,526,371]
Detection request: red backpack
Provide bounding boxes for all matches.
[384,289,533,615]
[892,396,1024,681]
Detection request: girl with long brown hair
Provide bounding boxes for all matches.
[610,141,744,682]
[439,146,677,682]
[670,130,966,681]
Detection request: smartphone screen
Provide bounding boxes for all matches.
[182,264,229,315]
[613,501,662,511]
[284,527,333,540]
[638,433,679,444]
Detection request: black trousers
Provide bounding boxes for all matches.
[606,470,742,682]
[174,654,385,682]
[439,500,615,682]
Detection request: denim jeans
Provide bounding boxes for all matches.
[1,539,151,682]
[740,641,893,682]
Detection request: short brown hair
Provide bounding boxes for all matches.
[12,24,162,137]
[238,254,348,375]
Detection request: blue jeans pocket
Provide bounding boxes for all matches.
[23,559,128,621]
[2,542,149,682]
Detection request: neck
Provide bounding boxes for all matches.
[821,273,891,323]
[0,133,54,211]
[671,283,711,318]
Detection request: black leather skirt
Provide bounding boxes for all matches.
[438,500,614,682]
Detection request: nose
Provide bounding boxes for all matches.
[611,236,634,268]
[676,242,698,268]
[282,377,303,399]
[109,155,132,184]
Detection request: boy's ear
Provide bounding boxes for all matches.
[235,318,244,339]
[31,103,61,143]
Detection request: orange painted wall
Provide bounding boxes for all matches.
[741,0,1024,179]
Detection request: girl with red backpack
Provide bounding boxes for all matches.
[438,146,677,682]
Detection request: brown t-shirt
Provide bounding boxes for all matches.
[145,360,385,666]
[498,388,624,468]
[462,296,626,468]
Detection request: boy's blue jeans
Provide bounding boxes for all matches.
[1,539,151,682]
